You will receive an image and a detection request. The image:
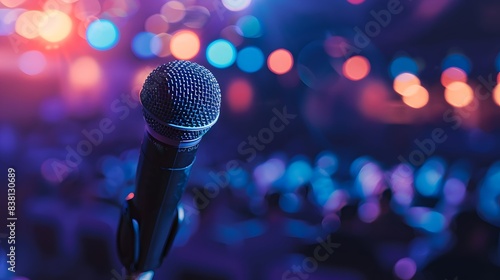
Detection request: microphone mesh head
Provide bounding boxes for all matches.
[140,60,221,143]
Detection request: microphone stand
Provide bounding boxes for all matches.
[118,199,185,280]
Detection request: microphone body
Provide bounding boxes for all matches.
[116,60,221,276]
[118,132,198,272]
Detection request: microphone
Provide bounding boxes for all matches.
[117,60,221,278]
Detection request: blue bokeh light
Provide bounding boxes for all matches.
[86,19,120,51]
[496,53,500,72]
[315,151,339,176]
[390,56,419,78]
[132,32,156,59]
[284,158,313,190]
[279,193,301,213]
[236,15,262,38]
[0,9,23,36]
[311,176,335,206]
[206,39,236,68]
[478,162,500,226]
[442,53,471,74]
[415,157,446,197]
[236,46,264,73]
[421,211,446,233]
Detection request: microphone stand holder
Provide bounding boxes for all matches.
[118,198,184,280]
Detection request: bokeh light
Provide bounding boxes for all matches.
[478,163,500,226]
[394,73,421,96]
[86,19,119,51]
[161,1,186,23]
[421,211,446,233]
[183,6,211,29]
[324,36,349,58]
[132,66,155,97]
[347,0,365,4]
[222,0,252,11]
[443,178,466,205]
[315,151,339,176]
[254,158,286,189]
[15,10,46,39]
[358,201,380,223]
[38,10,72,42]
[394,258,417,280]
[496,53,500,72]
[69,56,101,88]
[236,46,264,73]
[18,50,46,75]
[442,53,471,74]
[170,30,200,60]
[145,14,169,34]
[402,85,429,109]
[0,8,24,36]
[342,56,370,81]
[415,157,446,197]
[74,0,101,21]
[493,85,500,106]
[267,49,294,75]
[132,32,155,58]
[441,67,467,87]
[227,78,253,113]
[285,158,313,190]
[151,33,172,57]
[279,193,302,213]
[43,0,72,14]
[236,15,262,38]
[311,176,336,206]
[444,82,474,108]
[0,0,25,7]
[390,56,419,78]
[206,39,236,68]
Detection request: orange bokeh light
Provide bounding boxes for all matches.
[493,85,500,106]
[1,0,25,8]
[393,73,421,96]
[342,56,370,81]
[402,85,429,109]
[15,10,46,39]
[69,56,101,89]
[227,79,253,113]
[267,49,294,75]
[444,82,474,108]
[170,30,200,60]
[133,66,154,98]
[441,67,467,88]
[39,10,72,42]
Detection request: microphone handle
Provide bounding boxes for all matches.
[118,131,198,272]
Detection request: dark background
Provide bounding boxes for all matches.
[1,0,500,279]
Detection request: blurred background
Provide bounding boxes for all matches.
[1,0,500,279]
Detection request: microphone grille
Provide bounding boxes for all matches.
[140,60,221,143]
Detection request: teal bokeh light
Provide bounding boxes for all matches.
[206,39,236,68]
[86,19,119,51]
[236,15,262,38]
